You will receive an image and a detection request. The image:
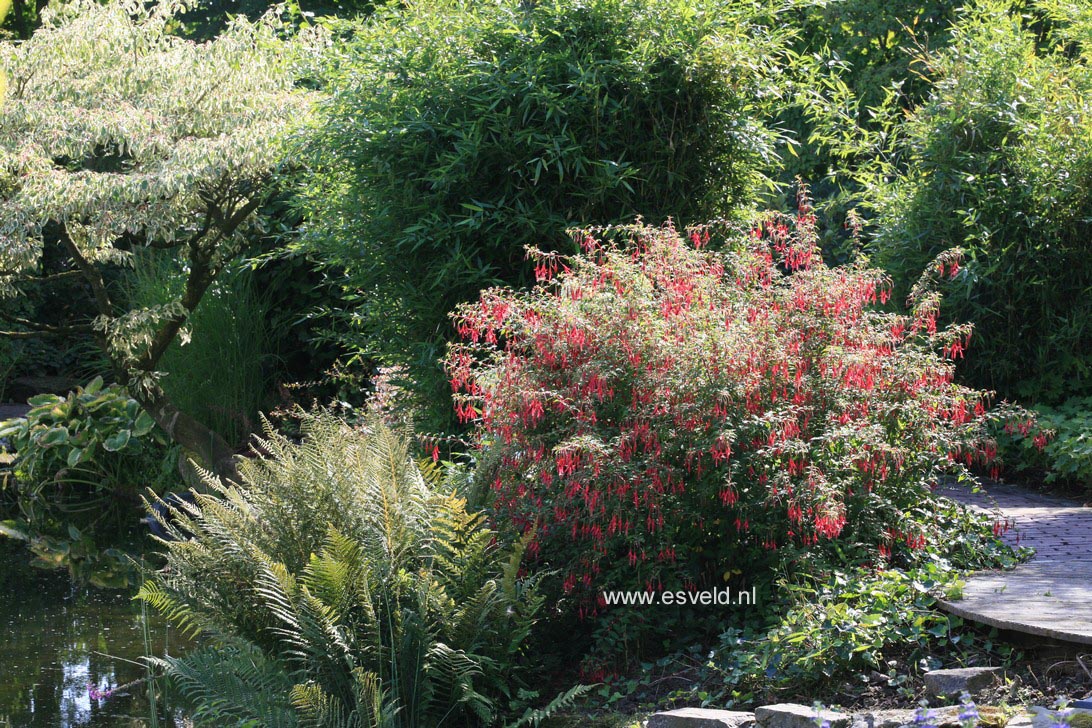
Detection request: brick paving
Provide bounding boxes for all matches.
[936,479,1092,645]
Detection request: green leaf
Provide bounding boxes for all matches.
[103,430,132,452]
[133,411,156,437]
[0,520,29,541]
[38,427,70,447]
[0,421,24,438]
[83,393,118,413]
[27,393,59,407]
[66,447,84,467]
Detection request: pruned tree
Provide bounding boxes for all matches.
[0,0,318,479]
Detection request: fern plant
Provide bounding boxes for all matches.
[139,412,580,727]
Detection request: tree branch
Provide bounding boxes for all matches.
[133,193,264,373]
[0,311,94,336]
[60,226,114,318]
[0,325,94,337]
[27,269,84,286]
[0,329,62,338]
[130,380,240,483]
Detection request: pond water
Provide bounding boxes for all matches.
[0,544,191,727]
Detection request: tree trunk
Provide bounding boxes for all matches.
[11,0,29,40]
[132,382,240,484]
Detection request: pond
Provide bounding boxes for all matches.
[0,543,191,727]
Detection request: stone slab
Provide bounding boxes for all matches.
[647,708,756,728]
[0,404,29,422]
[923,666,1003,699]
[755,703,851,728]
[1028,707,1092,728]
[848,709,918,728]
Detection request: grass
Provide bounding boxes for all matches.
[125,252,277,447]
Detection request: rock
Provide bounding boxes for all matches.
[849,707,961,728]
[848,709,917,728]
[647,708,756,728]
[924,667,1004,699]
[10,375,80,400]
[1004,712,1033,728]
[848,705,1006,728]
[755,703,851,728]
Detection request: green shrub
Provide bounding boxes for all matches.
[794,0,955,113]
[774,0,958,261]
[445,203,1032,661]
[301,0,791,429]
[998,396,1092,493]
[830,0,1092,403]
[0,377,178,585]
[709,529,1021,705]
[139,411,583,727]
[726,497,1022,687]
[572,498,1025,705]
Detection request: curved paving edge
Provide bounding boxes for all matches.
[936,480,1092,646]
[936,569,1092,646]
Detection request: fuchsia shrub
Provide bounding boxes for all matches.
[445,194,1030,613]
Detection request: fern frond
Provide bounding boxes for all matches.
[136,580,204,639]
[423,642,493,726]
[291,681,356,728]
[504,684,594,728]
[153,639,296,728]
[144,409,547,728]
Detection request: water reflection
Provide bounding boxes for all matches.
[0,543,191,727]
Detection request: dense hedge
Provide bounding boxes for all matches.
[301,0,792,429]
[856,0,1092,403]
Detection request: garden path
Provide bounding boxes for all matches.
[937,479,1092,646]
[0,404,29,421]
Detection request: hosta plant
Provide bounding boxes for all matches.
[0,376,178,584]
[0,377,164,487]
[445,194,1032,621]
[139,411,584,727]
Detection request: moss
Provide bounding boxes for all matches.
[1067,712,1092,728]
